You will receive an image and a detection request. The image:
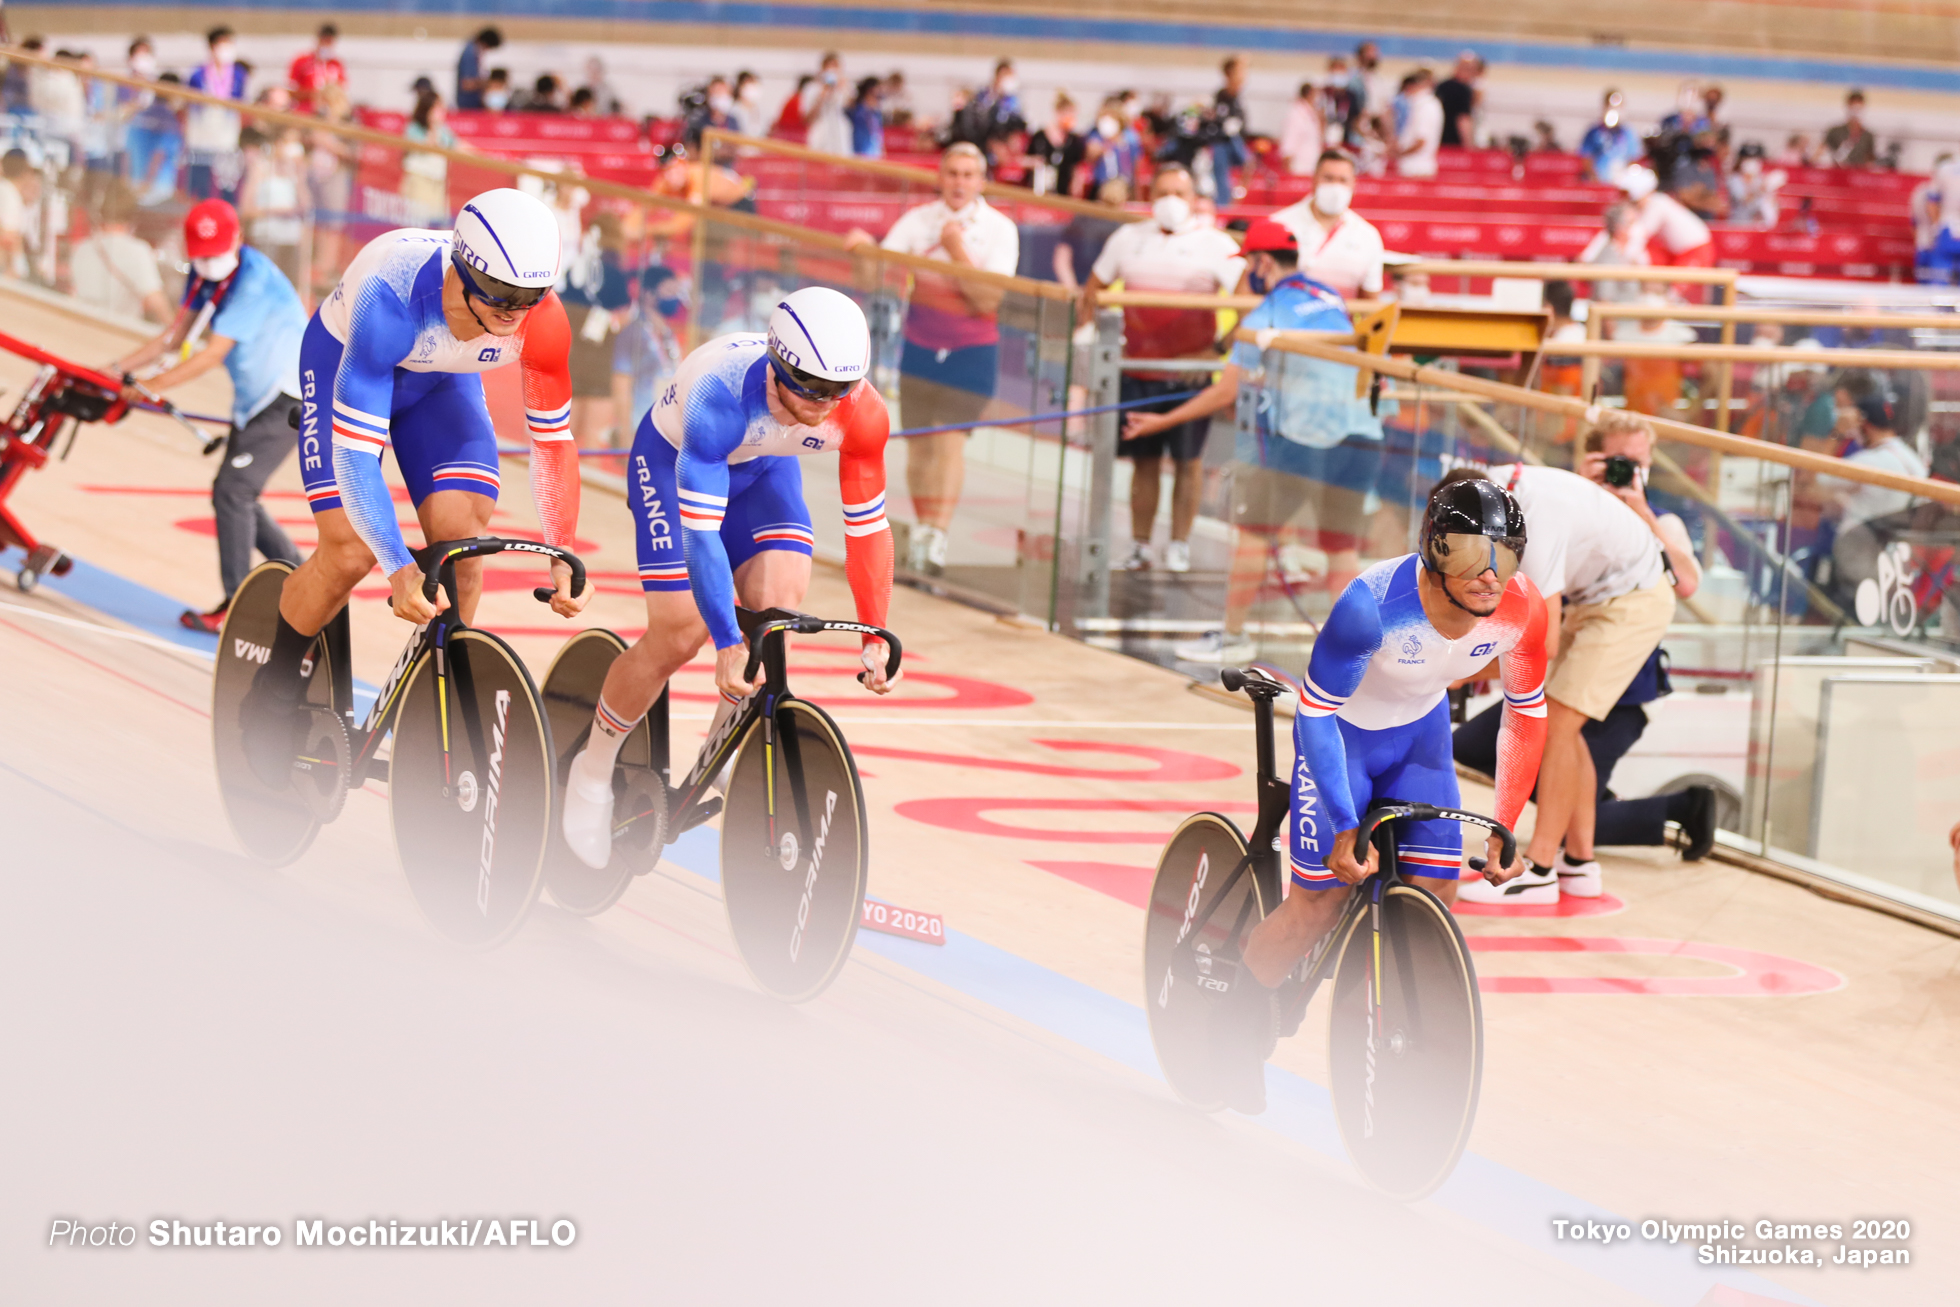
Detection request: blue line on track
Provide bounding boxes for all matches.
[51,0,1960,91]
[11,542,1831,1307]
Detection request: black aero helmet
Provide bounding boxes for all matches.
[1420,473,1527,588]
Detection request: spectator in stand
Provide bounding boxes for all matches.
[848,77,885,159]
[455,27,503,111]
[1824,90,1877,167]
[1578,201,1650,303]
[560,210,634,445]
[71,180,169,323]
[1917,152,1960,284]
[1775,132,1822,169]
[75,52,123,182]
[32,50,88,167]
[236,125,311,291]
[731,71,764,136]
[1578,90,1642,186]
[482,70,512,113]
[1,38,42,115]
[1270,149,1385,301]
[124,49,184,207]
[580,57,624,116]
[682,76,738,148]
[1395,69,1443,179]
[400,88,461,227]
[288,25,346,115]
[953,59,1028,170]
[801,54,853,156]
[1085,97,1143,191]
[1348,41,1392,158]
[1619,297,1699,420]
[567,87,598,118]
[185,27,248,203]
[305,81,354,298]
[1435,51,1481,149]
[1084,161,1245,574]
[773,74,815,136]
[881,71,915,127]
[1053,176,1127,289]
[1821,392,1929,599]
[1317,58,1353,150]
[612,263,686,441]
[1538,279,1587,426]
[1279,81,1325,177]
[1619,163,1714,290]
[1727,142,1785,224]
[1209,55,1251,203]
[521,74,566,114]
[1668,144,1729,221]
[1699,85,1731,156]
[1532,120,1562,153]
[1026,93,1086,197]
[0,150,38,279]
[841,142,1019,576]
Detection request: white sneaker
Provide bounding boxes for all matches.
[1556,855,1604,898]
[560,747,618,870]
[1119,540,1154,571]
[1164,540,1191,573]
[921,523,948,573]
[1173,630,1257,663]
[1456,859,1559,906]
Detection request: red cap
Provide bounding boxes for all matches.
[183,199,240,258]
[1241,218,1298,255]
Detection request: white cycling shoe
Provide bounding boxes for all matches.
[560,747,617,870]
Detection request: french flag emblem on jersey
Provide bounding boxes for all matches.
[526,401,573,441]
[677,487,727,530]
[331,401,389,453]
[841,493,887,537]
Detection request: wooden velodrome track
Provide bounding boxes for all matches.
[1,286,1951,1305]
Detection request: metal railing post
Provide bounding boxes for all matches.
[1078,306,1123,623]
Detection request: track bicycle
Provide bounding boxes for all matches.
[213,536,586,948]
[539,607,901,1003]
[1143,665,1505,1201]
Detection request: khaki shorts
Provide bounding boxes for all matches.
[1546,578,1676,721]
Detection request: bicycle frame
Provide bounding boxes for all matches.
[652,606,902,847]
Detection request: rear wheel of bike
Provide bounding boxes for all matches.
[538,628,665,916]
[1143,812,1268,1113]
[211,561,340,866]
[389,629,554,948]
[720,698,867,1003]
[1327,881,1483,1201]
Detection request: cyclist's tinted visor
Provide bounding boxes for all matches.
[452,253,550,311]
[1427,532,1523,584]
[768,348,855,403]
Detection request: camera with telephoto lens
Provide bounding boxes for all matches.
[1602,454,1638,488]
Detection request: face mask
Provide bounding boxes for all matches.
[1740,158,1762,177]
[738,84,758,104]
[1314,181,1353,216]
[1096,115,1120,138]
[485,91,510,111]
[709,93,733,114]
[1248,266,1271,296]
[1602,109,1620,129]
[192,251,239,281]
[131,53,158,79]
[278,140,304,161]
[212,44,235,65]
[999,75,1018,95]
[822,70,838,86]
[1152,195,1191,232]
[655,294,685,319]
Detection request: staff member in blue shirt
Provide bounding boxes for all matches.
[1119,218,1385,663]
[112,198,308,631]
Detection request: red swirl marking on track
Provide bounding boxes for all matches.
[856,740,1239,783]
[1452,892,1626,918]
[896,797,1256,842]
[1468,936,1845,997]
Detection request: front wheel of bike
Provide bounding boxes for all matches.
[389,628,554,948]
[1327,881,1484,1201]
[720,698,867,1003]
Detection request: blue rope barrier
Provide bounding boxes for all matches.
[491,387,1204,458]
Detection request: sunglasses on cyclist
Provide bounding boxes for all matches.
[451,254,551,312]
[767,349,856,403]
[1427,532,1524,584]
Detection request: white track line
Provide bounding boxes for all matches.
[0,600,215,660]
[670,713,1242,728]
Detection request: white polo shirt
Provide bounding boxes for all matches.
[1487,464,1664,607]
[1398,92,1444,179]
[881,194,1022,351]
[1091,218,1244,370]
[1633,192,1713,256]
[1268,203,1385,298]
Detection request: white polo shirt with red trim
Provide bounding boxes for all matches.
[1267,203,1386,299]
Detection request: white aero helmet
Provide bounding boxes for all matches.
[451,187,561,309]
[766,286,871,401]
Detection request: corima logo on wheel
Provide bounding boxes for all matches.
[787,789,839,963]
[476,689,512,915]
[233,638,270,664]
[1156,849,1213,1010]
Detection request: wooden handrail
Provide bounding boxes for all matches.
[1402,260,1740,287]
[1540,339,1960,368]
[1587,304,1960,330]
[1237,327,1960,507]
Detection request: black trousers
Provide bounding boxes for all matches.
[213,394,302,599]
[1451,699,1672,847]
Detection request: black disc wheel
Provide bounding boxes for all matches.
[1327,882,1484,1201]
[389,628,554,948]
[538,628,665,916]
[720,698,867,1003]
[1143,813,1268,1112]
[212,561,341,866]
